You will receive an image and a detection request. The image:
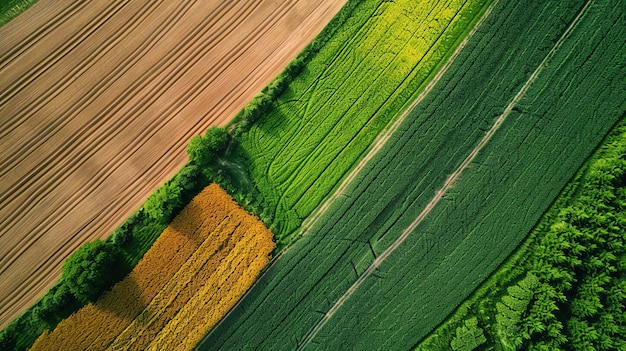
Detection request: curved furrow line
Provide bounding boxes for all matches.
[0,0,133,114]
[0,0,244,208]
[0,0,194,178]
[1,0,348,328]
[246,0,381,158]
[263,34,391,207]
[0,0,263,271]
[272,0,456,219]
[287,0,473,213]
[83,29,305,247]
[0,0,162,147]
[281,0,414,130]
[200,0,478,338]
[281,0,439,139]
[52,0,294,215]
[0,0,91,69]
[263,2,409,177]
[261,0,438,183]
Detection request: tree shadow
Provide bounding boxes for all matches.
[169,195,206,247]
[94,273,147,322]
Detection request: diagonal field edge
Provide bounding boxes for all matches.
[197,1,501,346]
[296,0,593,348]
[294,0,498,244]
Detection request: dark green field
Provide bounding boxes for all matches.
[200,0,624,349]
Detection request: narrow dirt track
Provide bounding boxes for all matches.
[0,0,346,328]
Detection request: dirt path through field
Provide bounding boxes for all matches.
[295,0,593,347]
[0,0,346,328]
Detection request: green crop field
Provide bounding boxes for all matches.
[226,0,493,246]
[200,0,624,349]
[416,120,626,351]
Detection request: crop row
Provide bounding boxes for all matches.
[200,0,625,349]
[228,0,493,246]
[30,184,274,350]
[416,4,626,349]
[418,123,626,350]
[315,0,625,349]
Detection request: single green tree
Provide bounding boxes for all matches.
[61,240,121,304]
[187,127,228,167]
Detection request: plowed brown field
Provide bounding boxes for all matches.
[0,0,345,328]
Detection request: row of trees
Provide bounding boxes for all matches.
[0,127,228,350]
[0,2,367,348]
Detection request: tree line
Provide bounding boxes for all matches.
[417,122,626,351]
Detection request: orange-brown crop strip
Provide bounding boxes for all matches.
[106,214,246,350]
[30,184,274,350]
[147,220,275,350]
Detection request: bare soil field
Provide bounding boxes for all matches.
[0,0,345,328]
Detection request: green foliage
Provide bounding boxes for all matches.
[450,317,487,351]
[416,114,626,350]
[0,0,354,347]
[143,180,184,224]
[203,0,625,349]
[61,240,122,304]
[495,273,539,350]
[0,279,81,350]
[187,127,228,168]
[225,0,494,248]
[31,283,73,325]
[228,0,360,139]
[0,0,38,27]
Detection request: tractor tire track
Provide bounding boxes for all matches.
[201,0,498,343]
[297,0,592,347]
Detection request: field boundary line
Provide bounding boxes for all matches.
[293,0,499,244]
[296,0,593,348]
[198,0,501,346]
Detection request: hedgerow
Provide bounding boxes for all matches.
[0,127,228,350]
[0,0,358,347]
